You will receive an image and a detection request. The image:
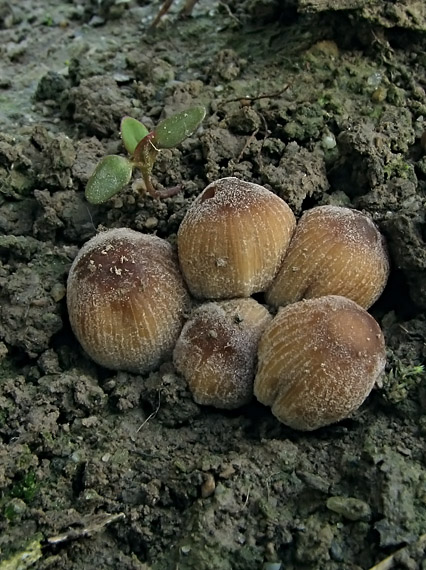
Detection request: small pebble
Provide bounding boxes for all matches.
[145,216,158,229]
[326,496,371,521]
[201,473,216,498]
[51,282,66,302]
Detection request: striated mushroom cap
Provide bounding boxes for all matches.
[174,298,272,409]
[254,295,386,431]
[177,177,296,299]
[266,205,389,309]
[67,228,190,373]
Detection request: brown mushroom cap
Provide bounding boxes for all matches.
[177,177,296,299]
[266,205,389,309]
[67,228,190,373]
[174,298,272,409]
[254,295,386,431]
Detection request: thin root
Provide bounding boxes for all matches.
[150,0,199,28]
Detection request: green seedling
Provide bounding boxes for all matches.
[85,105,206,204]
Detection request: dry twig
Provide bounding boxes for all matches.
[136,389,161,432]
[368,533,426,570]
[47,512,126,546]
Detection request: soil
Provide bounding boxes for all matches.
[0,1,426,569]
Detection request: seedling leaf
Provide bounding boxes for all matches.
[121,117,149,154]
[153,105,206,149]
[85,155,133,204]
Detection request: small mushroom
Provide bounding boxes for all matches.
[266,205,389,309]
[173,298,272,409]
[254,295,386,431]
[67,228,190,373]
[177,177,296,299]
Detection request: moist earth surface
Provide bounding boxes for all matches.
[0,1,425,569]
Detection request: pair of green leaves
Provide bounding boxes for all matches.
[85,105,206,204]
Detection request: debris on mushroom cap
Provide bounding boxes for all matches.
[177,177,296,299]
[67,228,190,373]
[254,295,386,431]
[174,298,272,409]
[266,205,389,309]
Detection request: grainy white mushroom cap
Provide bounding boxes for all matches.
[67,228,190,373]
[266,205,389,309]
[177,177,296,299]
[174,298,272,409]
[255,295,386,431]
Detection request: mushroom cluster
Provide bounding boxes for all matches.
[67,177,389,431]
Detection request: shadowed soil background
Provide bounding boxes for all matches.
[0,0,425,568]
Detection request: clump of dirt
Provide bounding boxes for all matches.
[0,1,425,569]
